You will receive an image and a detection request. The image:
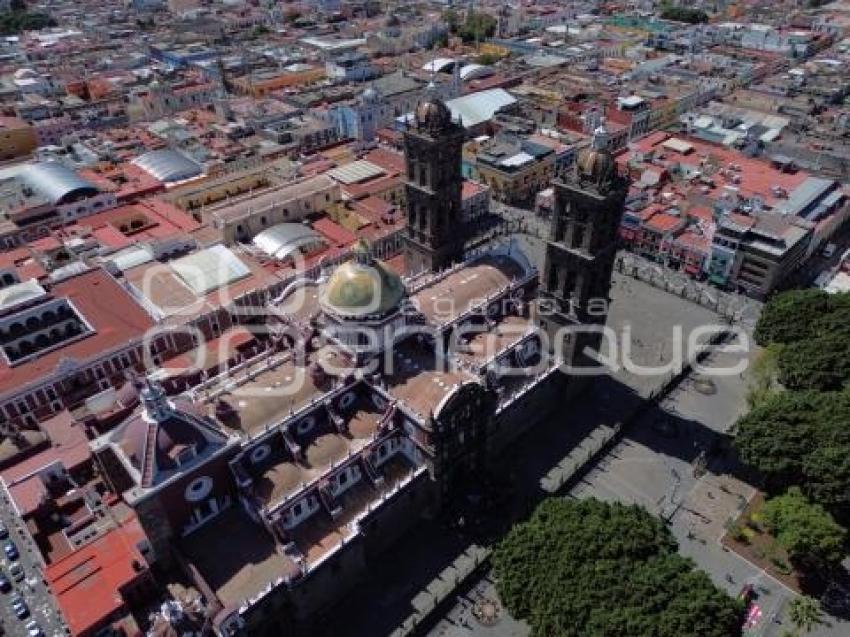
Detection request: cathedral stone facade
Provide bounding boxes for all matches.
[402,94,467,274]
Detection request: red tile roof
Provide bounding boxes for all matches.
[0,268,155,397]
[312,217,357,248]
[674,230,710,253]
[644,212,686,234]
[362,147,405,174]
[44,516,148,637]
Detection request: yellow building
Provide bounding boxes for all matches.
[470,138,558,205]
[0,117,37,162]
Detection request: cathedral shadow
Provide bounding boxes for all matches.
[315,368,763,636]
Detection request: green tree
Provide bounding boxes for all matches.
[0,10,55,35]
[734,390,850,512]
[747,344,781,407]
[776,334,850,391]
[456,10,497,44]
[762,487,846,571]
[443,7,459,33]
[754,289,830,346]
[787,595,823,635]
[492,499,742,637]
[659,5,710,24]
[475,52,501,65]
[734,391,821,492]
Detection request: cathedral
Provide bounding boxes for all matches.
[94,93,630,636]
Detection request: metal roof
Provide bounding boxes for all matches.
[781,177,835,217]
[19,162,99,205]
[169,244,251,296]
[107,246,155,272]
[445,89,516,128]
[397,88,517,130]
[459,64,494,81]
[0,279,46,313]
[131,149,202,183]
[252,223,324,261]
[421,58,455,73]
[327,160,385,185]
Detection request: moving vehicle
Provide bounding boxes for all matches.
[822,243,837,258]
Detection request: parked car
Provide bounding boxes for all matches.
[823,243,837,258]
[9,563,24,582]
[0,522,8,540]
[4,542,18,561]
[0,571,10,593]
[24,620,42,637]
[11,593,29,619]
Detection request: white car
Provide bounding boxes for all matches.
[822,243,837,258]
[25,619,42,637]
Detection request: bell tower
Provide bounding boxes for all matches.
[537,126,630,368]
[402,93,466,274]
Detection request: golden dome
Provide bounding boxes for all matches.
[320,249,405,318]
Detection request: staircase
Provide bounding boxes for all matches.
[377,402,397,433]
[140,422,158,486]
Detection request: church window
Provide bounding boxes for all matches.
[185,476,213,502]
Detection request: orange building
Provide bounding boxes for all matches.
[231,64,325,97]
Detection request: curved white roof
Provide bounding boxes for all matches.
[459,64,494,81]
[131,149,202,183]
[252,223,325,261]
[421,58,456,73]
[20,162,99,205]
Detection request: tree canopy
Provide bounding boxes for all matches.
[753,289,832,346]
[734,390,850,512]
[738,288,850,518]
[444,9,496,44]
[0,9,55,35]
[762,487,847,571]
[787,595,823,633]
[492,498,742,637]
[660,6,709,24]
[752,290,850,391]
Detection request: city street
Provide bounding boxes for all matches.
[0,489,66,637]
